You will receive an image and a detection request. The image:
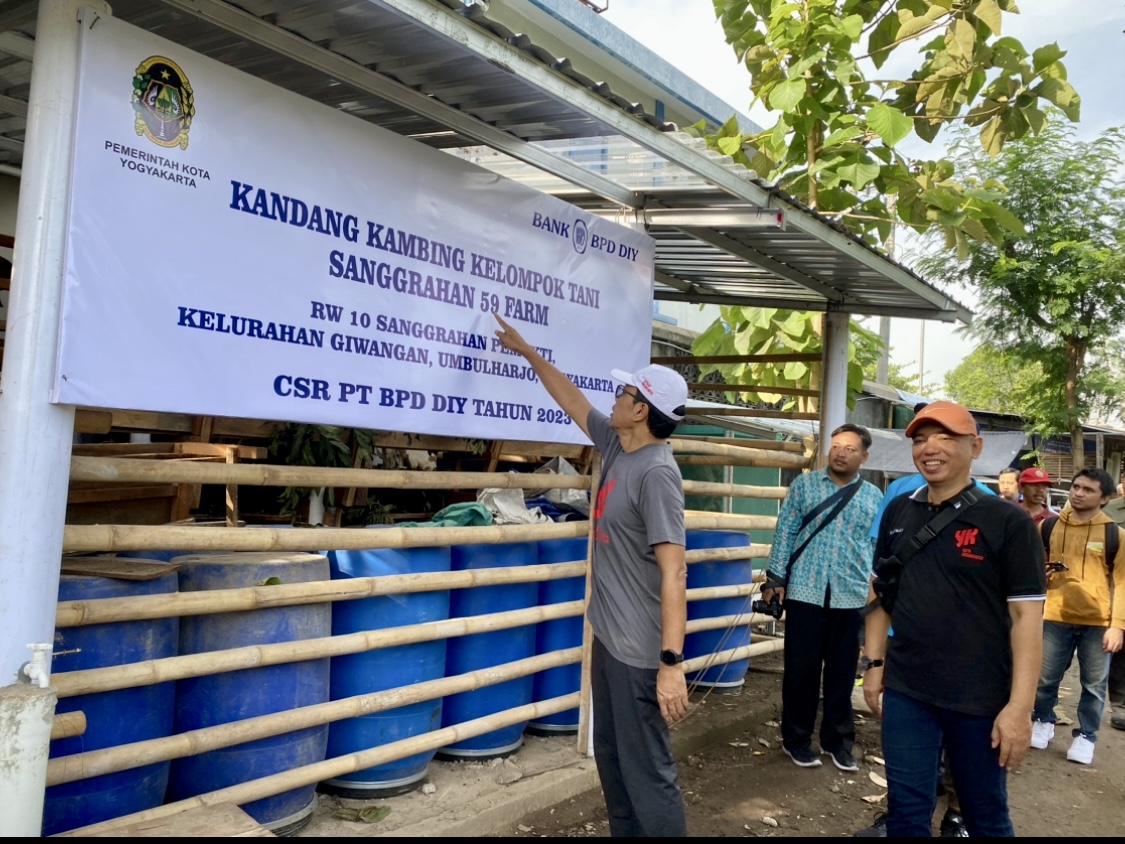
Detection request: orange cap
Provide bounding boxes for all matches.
[904,401,978,438]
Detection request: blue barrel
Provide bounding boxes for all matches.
[168,552,330,834]
[44,564,180,836]
[528,538,586,734]
[684,531,753,690]
[440,542,537,758]
[319,543,451,797]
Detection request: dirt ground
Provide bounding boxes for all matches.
[499,651,1125,838]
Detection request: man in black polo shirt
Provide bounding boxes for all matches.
[863,401,1045,837]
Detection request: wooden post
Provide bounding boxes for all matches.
[576,454,600,757]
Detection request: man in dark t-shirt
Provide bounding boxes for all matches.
[494,314,690,837]
[864,401,1045,837]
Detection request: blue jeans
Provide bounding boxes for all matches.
[1033,621,1111,741]
[882,688,1013,837]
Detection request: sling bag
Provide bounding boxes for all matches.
[870,485,985,615]
[784,480,864,571]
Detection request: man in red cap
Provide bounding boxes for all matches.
[863,401,1045,837]
[1019,467,1055,525]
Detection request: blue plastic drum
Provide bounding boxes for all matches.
[44,563,180,836]
[684,530,753,690]
[440,542,537,758]
[168,552,330,834]
[319,544,451,797]
[528,538,587,734]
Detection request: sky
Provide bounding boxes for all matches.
[601,0,1125,393]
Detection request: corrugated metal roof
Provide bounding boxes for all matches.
[0,0,970,323]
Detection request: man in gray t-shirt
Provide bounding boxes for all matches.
[495,314,690,838]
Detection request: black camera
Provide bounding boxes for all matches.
[752,593,784,620]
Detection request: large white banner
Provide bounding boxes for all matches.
[54,13,654,444]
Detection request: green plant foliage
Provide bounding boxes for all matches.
[695,0,1078,250]
[919,121,1125,465]
[269,424,379,517]
[693,306,883,409]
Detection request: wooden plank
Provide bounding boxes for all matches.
[73,410,114,435]
[684,407,819,420]
[67,801,273,837]
[651,353,822,365]
[60,556,181,581]
[67,485,178,505]
[72,444,177,457]
[0,277,9,290]
[674,435,806,453]
[687,382,821,398]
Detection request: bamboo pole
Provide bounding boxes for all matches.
[56,551,766,629]
[684,547,770,564]
[684,512,777,531]
[651,353,822,365]
[47,648,579,787]
[685,610,779,634]
[57,693,582,838]
[63,515,773,554]
[55,561,588,627]
[671,437,811,468]
[49,712,85,741]
[53,601,584,698]
[61,521,588,554]
[680,637,784,675]
[69,456,593,491]
[685,583,757,603]
[680,479,787,499]
[675,435,806,454]
[683,408,819,420]
[686,383,821,398]
[678,454,808,470]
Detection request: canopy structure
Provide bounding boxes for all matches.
[0,0,970,323]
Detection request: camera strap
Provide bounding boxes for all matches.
[787,480,863,570]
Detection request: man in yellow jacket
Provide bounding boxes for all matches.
[1031,468,1125,764]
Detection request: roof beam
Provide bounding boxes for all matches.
[655,290,960,322]
[377,0,969,322]
[156,0,641,209]
[0,30,35,60]
[0,93,28,118]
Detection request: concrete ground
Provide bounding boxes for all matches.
[297,675,777,838]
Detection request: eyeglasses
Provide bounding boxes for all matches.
[614,384,629,399]
[615,384,650,408]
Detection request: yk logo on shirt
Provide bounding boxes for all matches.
[954,527,984,561]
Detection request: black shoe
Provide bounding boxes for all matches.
[783,745,823,767]
[940,809,969,838]
[1112,715,1125,732]
[822,747,859,772]
[854,812,888,838]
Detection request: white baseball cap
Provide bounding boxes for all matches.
[610,364,688,422]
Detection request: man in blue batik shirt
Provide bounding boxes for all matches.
[763,423,881,772]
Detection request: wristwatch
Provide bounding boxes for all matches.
[660,649,684,666]
[866,659,885,670]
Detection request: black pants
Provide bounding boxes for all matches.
[591,637,687,837]
[781,598,862,754]
[1110,649,1125,707]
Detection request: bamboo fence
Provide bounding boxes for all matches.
[48,434,794,833]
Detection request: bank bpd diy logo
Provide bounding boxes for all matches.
[132,56,195,149]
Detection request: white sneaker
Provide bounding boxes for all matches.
[1067,735,1095,765]
[1031,720,1055,749]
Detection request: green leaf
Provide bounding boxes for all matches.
[836,156,881,189]
[822,125,865,148]
[976,199,1027,236]
[717,135,743,156]
[1033,77,1081,121]
[974,0,1003,35]
[866,103,913,147]
[783,361,808,380]
[979,114,1004,157]
[839,13,864,39]
[868,12,901,69]
[946,18,976,59]
[768,77,807,111]
[1032,42,1066,74]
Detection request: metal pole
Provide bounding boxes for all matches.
[818,310,850,462]
[0,0,109,835]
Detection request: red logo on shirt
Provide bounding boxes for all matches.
[593,479,616,544]
[955,527,984,560]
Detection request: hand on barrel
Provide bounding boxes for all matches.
[657,664,690,725]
